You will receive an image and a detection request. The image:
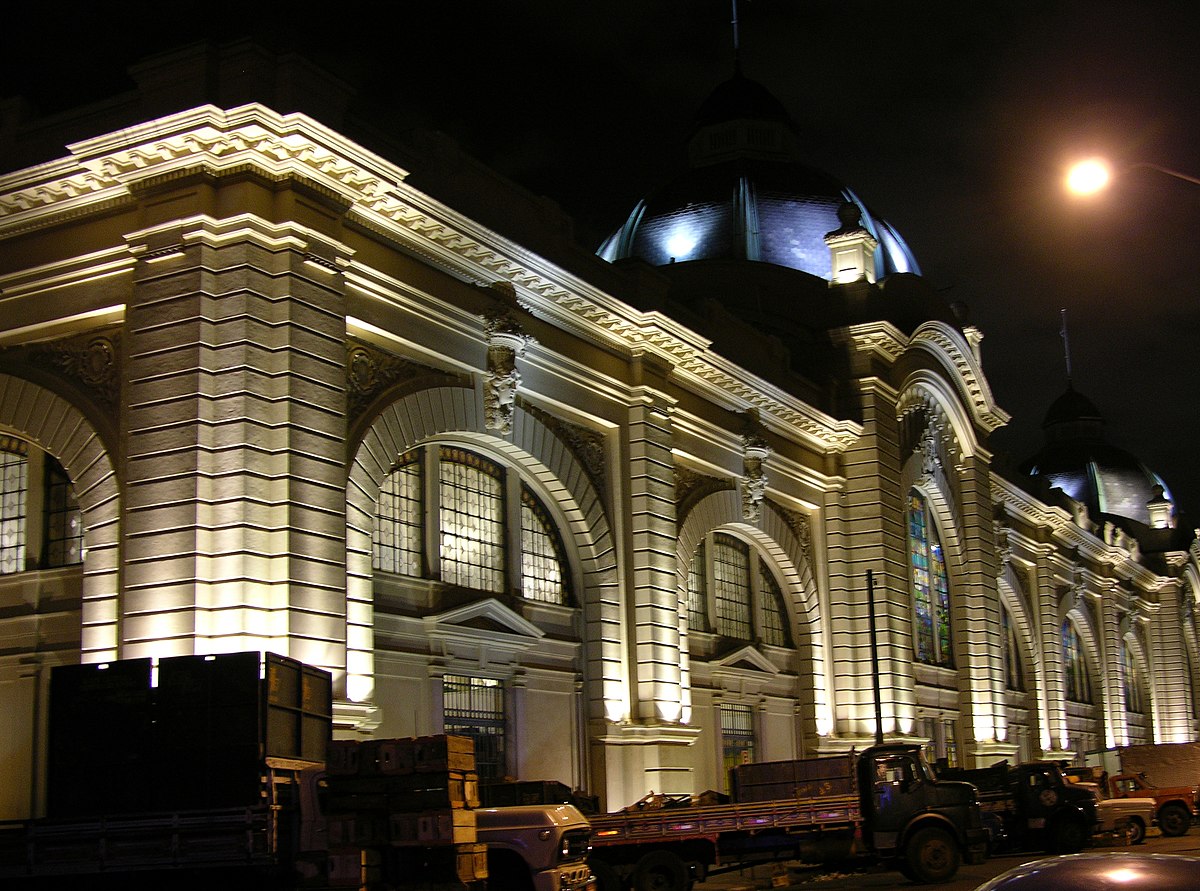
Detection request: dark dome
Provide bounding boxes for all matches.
[692,71,791,128]
[1023,385,1176,527]
[598,72,920,280]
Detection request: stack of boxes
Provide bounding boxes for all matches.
[324,735,486,890]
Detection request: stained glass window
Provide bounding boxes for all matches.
[759,559,792,647]
[443,675,505,780]
[686,540,710,632]
[0,445,28,576]
[1001,607,1025,691]
[45,457,83,567]
[520,487,569,604]
[713,534,753,639]
[907,491,953,666]
[1122,642,1145,714]
[1062,621,1092,703]
[374,454,423,576]
[372,447,570,604]
[439,448,505,592]
[688,532,791,646]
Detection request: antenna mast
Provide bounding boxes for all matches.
[731,0,741,65]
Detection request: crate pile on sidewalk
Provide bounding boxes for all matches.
[324,734,485,890]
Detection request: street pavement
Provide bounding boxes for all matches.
[695,829,1200,891]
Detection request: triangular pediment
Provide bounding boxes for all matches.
[713,645,779,675]
[425,598,544,641]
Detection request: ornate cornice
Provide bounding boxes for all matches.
[1,104,859,453]
[910,322,1010,433]
[833,320,907,361]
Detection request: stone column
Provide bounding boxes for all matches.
[626,357,682,725]
[121,213,351,693]
[1033,547,1071,758]
[1147,580,1191,741]
[828,374,910,744]
[955,453,1012,762]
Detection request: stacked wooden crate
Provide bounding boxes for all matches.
[324,735,485,890]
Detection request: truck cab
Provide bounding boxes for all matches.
[940,760,1097,855]
[474,804,594,891]
[856,745,989,882]
[1108,773,1197,837]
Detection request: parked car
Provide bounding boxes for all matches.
[1067,777,1157,843]
[972,852,1200,890]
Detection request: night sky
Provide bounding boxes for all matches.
[4,1,1199,525]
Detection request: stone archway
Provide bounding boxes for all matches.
[0,374,121,661]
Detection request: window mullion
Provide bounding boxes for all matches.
[504,472,521,597]
[704,533,717,633]
[423,447,440,580]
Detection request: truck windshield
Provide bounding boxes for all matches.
[912,750,936,783]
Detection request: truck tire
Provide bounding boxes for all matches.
[1049,816,1088,854]
[1127,816,1147,845]
[903,826,960,884]
[487,849,537,891]
[591,858,624,891]
[1158,803,1191,837]
[632,850,689,891]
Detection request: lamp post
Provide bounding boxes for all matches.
[1065,157,1200,196]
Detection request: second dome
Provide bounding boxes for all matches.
[598,70,920,281]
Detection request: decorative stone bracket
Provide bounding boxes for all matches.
[483,288,533,434]
[741,411,770,522]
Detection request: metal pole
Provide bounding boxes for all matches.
[868,570,884,745]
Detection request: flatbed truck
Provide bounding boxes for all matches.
[0,654,594,891]
[937,760,1098,855]
[583,743,987,889]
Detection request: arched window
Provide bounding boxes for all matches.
[1122,641,1146,715]
[1062,620,1092,703]
[373,446,572,604]
[686,531,792,647]
[906,491,953,667]
[1001,607,1026,691]
[1,437,83,574]
[0,442,28,575]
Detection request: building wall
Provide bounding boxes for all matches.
[0,102,1197,821]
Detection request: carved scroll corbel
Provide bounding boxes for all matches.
[483,296,533,434]
[741,412,770,522]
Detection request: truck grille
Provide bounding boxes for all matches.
[560,828,592,862]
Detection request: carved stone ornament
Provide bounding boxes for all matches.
[994,521,1012,569]
[675,466,735,526]
[345,341,466,419]
[741,411,770,522]
[778,506,813,565]
[522,401,608,501]
[483,304,533,435]
[29,334,120,410]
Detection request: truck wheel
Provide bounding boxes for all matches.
[1127,817,1147,845]
[903,827,960,884]
[632,851,689,891]
[487,849,537,891]
[1049,816,1088,854]
[1158,803,1191,837]
[591,858,624,891]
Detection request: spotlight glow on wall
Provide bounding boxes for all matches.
[665,229,697,260]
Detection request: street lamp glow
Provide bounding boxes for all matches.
[1066,157,1112,195]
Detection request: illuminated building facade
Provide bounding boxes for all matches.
[1,45,1197,818]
